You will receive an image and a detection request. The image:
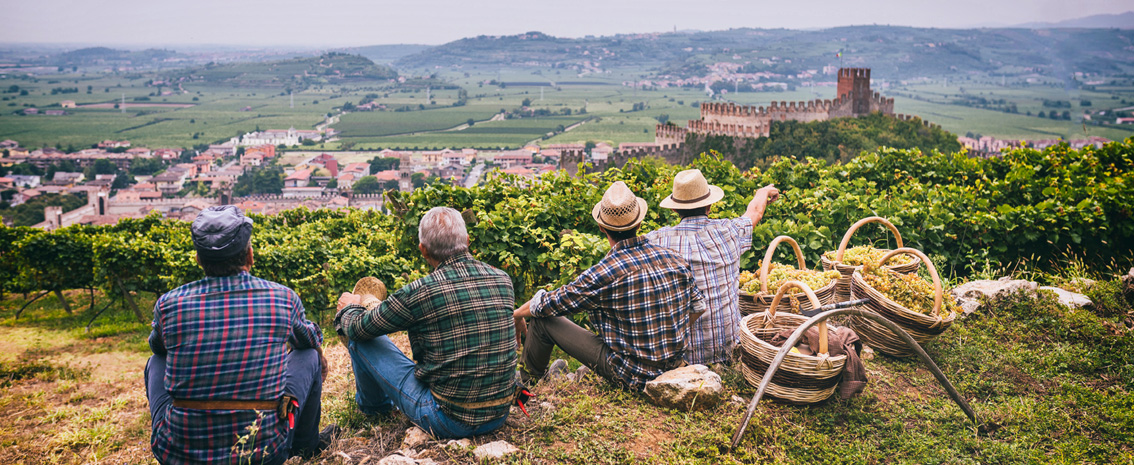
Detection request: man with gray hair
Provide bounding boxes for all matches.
[334,207,517,438]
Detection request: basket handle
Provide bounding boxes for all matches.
[758,235,808,294]
[878,247,943,317]
[766,280,828,355]
[834,216,905,263]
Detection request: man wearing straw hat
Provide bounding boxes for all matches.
[646,169,779,365]
[513,181,705,390]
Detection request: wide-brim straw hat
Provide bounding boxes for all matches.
[592,181,648,232]
[659,169,725,210]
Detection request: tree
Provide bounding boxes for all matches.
[232,166,284,196]
[467,118,475,127]
[522,98,532,107]
[368,157,400,174]
[352,176,383,194]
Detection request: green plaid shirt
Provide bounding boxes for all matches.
[337,252,517,426]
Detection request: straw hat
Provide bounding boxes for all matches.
[659,169,725,210]
[591,181,648,231]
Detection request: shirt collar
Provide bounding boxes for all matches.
[437,251,473,269]
[678,215,710,225]
[612,235,648,251]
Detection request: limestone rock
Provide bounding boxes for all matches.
[1039,286,1092,309]
[378,454,417,465]
[951,278,1038,315]
[644,364,724,411]
[472,440,519,460]
[860,345,875,361]
[444,438,471,450]
[401,426,432,450]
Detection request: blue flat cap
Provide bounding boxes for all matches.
[191,206,254,259]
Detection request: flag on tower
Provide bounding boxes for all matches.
[836,52,842,58]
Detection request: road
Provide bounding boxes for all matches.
[464,163,485,188]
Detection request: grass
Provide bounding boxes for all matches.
[0,264,1131,464]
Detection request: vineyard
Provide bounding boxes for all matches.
[2,138,1132,325]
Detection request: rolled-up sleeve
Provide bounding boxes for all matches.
[288,295,323,349]
[342,287,418,341]
[731,216,754,253]
[531,269,604,318]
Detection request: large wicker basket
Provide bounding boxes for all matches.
[845,247,956,358]
[739,280,846,405]
[739,236,837,316]
[820,216,922,303]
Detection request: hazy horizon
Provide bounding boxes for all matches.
[3,0,1133,49]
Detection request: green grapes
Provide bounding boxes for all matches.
[739,264,839,295]
[824,245,914,267]
[862,266,958,317]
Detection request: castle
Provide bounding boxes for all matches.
[656,68,895,144]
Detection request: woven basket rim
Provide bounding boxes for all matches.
[739,313,849,365]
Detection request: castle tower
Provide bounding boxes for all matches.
[837,68,872,116]
[398,153,413,192]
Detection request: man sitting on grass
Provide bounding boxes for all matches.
[146,206,331,464]
[335,206,517,438]
[513,181,705,390]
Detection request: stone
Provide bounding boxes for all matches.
[1122,268,1134,293]
[401,426,432,450]
[472,440,519,460]
[729,395,746,407]
[1038,286,1093,309]
[951,278,1039,315]
[643,364,725,411]
[444,439,471,450]
[538,401,554,413]
[860,345,875,361]
[377,454,417,465]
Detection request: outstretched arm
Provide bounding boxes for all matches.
[742,184,780,226]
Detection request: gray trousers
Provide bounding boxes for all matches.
[520,316,623,387]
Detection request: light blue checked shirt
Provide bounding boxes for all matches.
[645,215,753,365]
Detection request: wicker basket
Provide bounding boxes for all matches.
[820,216,922,303]
[739,236,836,316]
[739,280,847,405]
[846,247,956,358]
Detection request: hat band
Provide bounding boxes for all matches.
[601,202,640,228]
[672,190,712,204]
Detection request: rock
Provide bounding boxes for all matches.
[415,460,438,465]
[860,345,875,361]
[538,401,554,412]
[951,278,1038,315]
[1122,268,1134,293]
[644,364,724,411]
[1038,286,1093,309]
[444,438,471,450]
[378,454,417,465]
[401,426,432,450]
[729,395,746,407]
[472,440,519,460]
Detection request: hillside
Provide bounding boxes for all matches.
[169,52,398,88]
[394,26,1134,79]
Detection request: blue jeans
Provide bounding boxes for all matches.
[348,335,507,438]
[145,349,322,465]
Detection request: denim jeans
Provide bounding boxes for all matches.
[145,349,322,465]
[347,335,507,438]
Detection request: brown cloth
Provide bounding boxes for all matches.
[770,325,867,399]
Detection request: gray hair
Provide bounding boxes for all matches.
[418,207,469,262]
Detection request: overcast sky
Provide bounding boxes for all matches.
[3,0,1133,48]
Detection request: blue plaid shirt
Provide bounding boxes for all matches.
[149,272,322,464]
[646,216,753,364]
[530,236,704,390]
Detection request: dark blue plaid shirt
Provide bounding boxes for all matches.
[530,236,704,390]
[149,272,322,464]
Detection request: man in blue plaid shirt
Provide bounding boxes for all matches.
[146,206,329,464]
[514,181,706,390]
[646,169,778,365]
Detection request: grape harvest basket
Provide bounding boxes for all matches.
[821,216,922,303]
[739,280,846,404]
[739,235,837,316]
[846,247,956,358]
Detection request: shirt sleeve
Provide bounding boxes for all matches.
[342,285,419,341]
[731,216,754,253]
[148,300,166,356]
[288,294,323,349]
[531,266,605,318]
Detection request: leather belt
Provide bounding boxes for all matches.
[430,390,514,410]
[172,399,279,411]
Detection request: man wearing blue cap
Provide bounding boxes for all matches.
[145,206,331,464]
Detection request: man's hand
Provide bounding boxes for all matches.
[513,302,533,350]
[744,184,780,226]
[337,292,360,311]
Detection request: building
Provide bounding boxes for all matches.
[1,140,20,150]
[98,140,131,149]
[237,127,322,147]
[437,164,465,183]
[7,175,41,188]
[155,148,183,161]
[284,168,314,188]
[240,152,265,167]
[50,172,85,186]
[60,100,76,108]
[657,68,894,142]
[496,150,533,168]
[44,110,66,116]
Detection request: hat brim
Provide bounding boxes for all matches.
[659,185,725,210]
[592,196,648,232]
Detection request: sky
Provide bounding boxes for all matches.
[3,0,1133,48]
